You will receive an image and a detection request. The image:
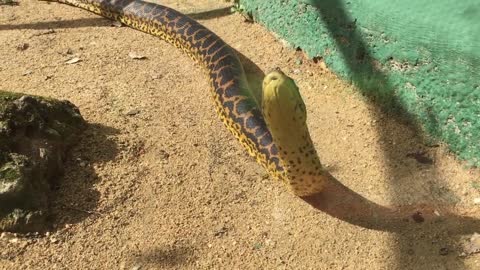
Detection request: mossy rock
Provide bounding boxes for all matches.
[0,91,86,232]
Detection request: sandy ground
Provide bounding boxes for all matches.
[1,0,480,269]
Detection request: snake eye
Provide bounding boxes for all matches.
[270,76,278,81]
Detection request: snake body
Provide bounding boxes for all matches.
[44,0,326,196]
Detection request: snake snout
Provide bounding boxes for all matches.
[263,70,287,87]
[267,67,285,74]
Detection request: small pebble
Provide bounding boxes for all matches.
[265,238,275,247]
[279,39,291,48]
[214,226,228,237]
[9,238,19,244]
[319,61,327,70]
[126,109,141,116]
[473,198,480,205]
[158,150,169,160]
[439,247,449,256]
[22,70,33,76]
[16,43,29,51]
[411,211,424,223]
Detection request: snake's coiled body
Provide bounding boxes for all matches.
[46,0,326,196]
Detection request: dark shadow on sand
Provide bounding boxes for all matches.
[49,123,119,230]
[187,6,232,21]
[302,0,479,268]
[0,18,110,31]
[136,245,195,268]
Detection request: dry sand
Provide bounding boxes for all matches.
[1,0,479,269]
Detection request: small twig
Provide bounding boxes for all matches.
[30,29,56,38]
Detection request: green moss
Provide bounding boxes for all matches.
[0,91,23,112]
[0,90,65,110]
[0,165,19,183]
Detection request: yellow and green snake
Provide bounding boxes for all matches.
[40,0,326,196]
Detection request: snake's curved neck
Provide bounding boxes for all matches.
[261,71,326,196]
[45,0,286,178]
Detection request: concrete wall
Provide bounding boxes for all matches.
[239,0,480,166]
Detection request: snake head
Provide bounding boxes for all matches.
[261,69,307,133]
[261,69,325,196]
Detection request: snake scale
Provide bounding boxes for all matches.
[43,0,326,196]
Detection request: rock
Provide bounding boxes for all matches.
[0,91,86,233]
[213,225,228,237]
[461,233,480,257]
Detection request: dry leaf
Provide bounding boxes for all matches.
[31,29,55,37]
[21,70,33,76]
[128,52,146,60]
[65,57,81,64]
